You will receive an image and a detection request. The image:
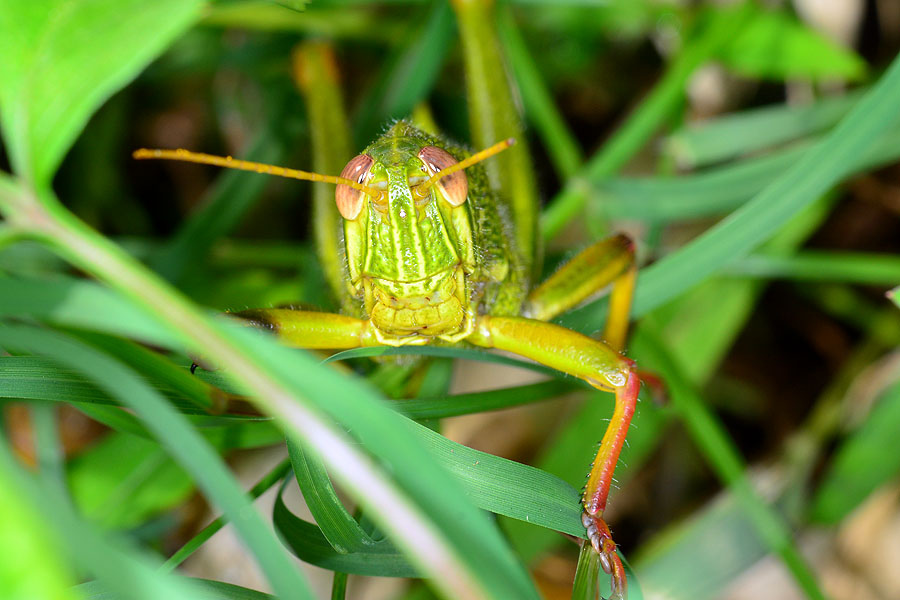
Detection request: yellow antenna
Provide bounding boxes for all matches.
[132,148,380,196]
[422,138,515,189]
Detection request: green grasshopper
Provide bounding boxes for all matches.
[135,44,644,600]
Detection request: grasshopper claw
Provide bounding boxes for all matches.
[583,511,627,600]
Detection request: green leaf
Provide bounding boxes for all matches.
[0,0,203,185]
[0,277,179,349]
[68,432,194,530]
[665,89,865,168]
[718,7,867,82]
[810,381,900,524]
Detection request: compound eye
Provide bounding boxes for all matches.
[335,154,374,219]
[418,146,468,207]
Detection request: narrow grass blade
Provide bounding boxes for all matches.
[353,0,454,145]
[498,7,582,179]
[79,579,276,600]
[666,89,864,168]
[273,483,418,577]
[324,345,564,378]
[162,459,292,572]
[593,128,900,223]
[394,379,580,420]
[725,251,900,285]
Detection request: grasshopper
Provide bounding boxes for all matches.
[135,43,644,600]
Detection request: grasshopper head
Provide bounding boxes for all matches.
[338,124,478,343]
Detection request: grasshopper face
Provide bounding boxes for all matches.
[339,126,478,346]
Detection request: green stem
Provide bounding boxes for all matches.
[330,572,349,600]
[498,8,582,180]
[161,458,292,572]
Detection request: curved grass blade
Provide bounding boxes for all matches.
[288,437,373,554]
[0,325,315,600]
[273,482,418,577]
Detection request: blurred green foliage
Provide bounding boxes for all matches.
[1,1,899,600]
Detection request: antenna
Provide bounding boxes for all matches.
[422,138,515,189]
[132,148,380,196]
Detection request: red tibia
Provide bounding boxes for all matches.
[582,370,640,516]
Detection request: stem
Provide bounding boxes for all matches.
[161,459,292,572]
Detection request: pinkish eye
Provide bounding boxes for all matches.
[335,154,374,219]
[418,146,468,207]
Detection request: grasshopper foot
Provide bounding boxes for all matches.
[582,511,626,600]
